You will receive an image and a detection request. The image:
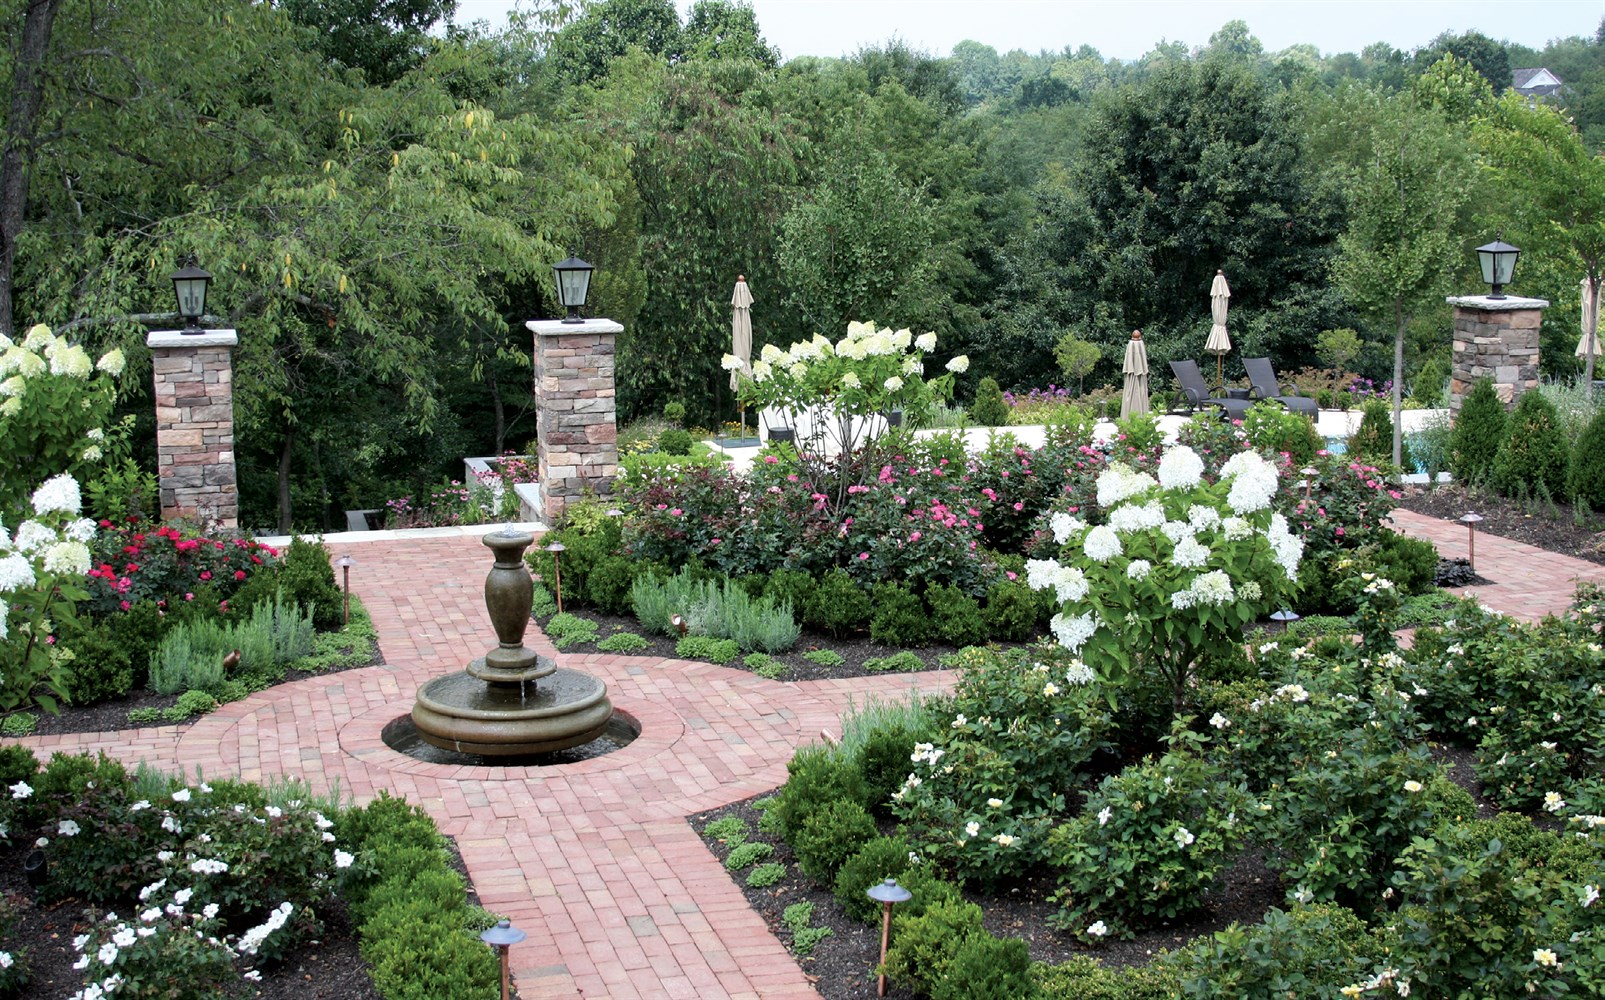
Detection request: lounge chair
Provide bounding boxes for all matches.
[1168,360,1251,421]
[1243,357,1318,418]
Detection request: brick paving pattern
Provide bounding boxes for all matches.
[15,514,1585,997]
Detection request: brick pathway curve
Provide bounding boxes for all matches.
[18,513,1593,997]
[21,535,955,1000]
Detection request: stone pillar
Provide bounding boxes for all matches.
[146,330,239,527]
[526,318,622,523]
[1447,295,1550,415]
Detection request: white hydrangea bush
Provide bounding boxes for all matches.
[1027,444,1302,709]
[0,472,97,713]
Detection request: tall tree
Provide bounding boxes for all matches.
[280,0,457,85]
[1327,87,1477,466]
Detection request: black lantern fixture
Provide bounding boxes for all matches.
[552,255,594,324]
[170,261,213,334]
[1476,240,1521,300]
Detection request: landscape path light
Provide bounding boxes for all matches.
[866,877,912,997]
[1476,239,1521,300]
[479,918,527,1000]
[553,254,594,324]
[1460,512,1484,571]
[170,260,213,334]
[1300,466,1318,504]
[544,540,566,614]
[335,554,354,625]
[1269,609,1301,635]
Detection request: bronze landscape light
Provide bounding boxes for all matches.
[544,540,566,614]
[479,919,527,1000]
[866,877,913,997]
[335,554,354,625]
[1460,512,1484,572]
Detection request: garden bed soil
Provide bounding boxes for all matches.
[1397,482,1605,566]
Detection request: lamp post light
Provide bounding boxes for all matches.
[552,255,594,324]
[1460,512,1484,571]
[335,554,354,626]
[1476,240,1521,300]
[1300,466,1318,504]
[1269,608,1301,635]
[170,261,213,334]
[479,919,527,1000]
[544,540,566,614]
[866,877,913,997]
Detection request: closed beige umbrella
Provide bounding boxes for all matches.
[1206,269,1232,386]
[731,275,754,438]
[1121,329,1150,419]
[1577,275,1600,361]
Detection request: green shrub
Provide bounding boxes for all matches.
[933,933,1038,1000]
[746,862,786,887]
[801,648,844,667]
[1035,955,1182,1000]
[530,582,558,618]
[855,722,923,816]
[546,613,599,649]
[781,901,832,956]
[768,745,870,841]
[0,745,37,788]
[970,377,1011,427]
[803,569,871,637]
[275,537,346,631]
[584,555,640,615]
[1569,406,1605,510]
[1451,378,1506,484]
[127,706,163,724]
[833,835,916,922]
[1167,903,1388,998]
[596,631,650,653]
[762,569,816,616]
[869,583,932,646]
[863,651,923,672]
[149,619,231,696]
[926,583,989,647]
[1491,389,1569,501]
[1370,530,1440,596]
[361,913,499,1000]
[0,713,36,737]
[674,635,740,664]
[792,798,878,883]
[60,618,138,706]
[663,401,686,424]
[656,428,694,455]
[1243,401,1321,465]
[702,816,747,844]
[1347,398,1401,466]
[885,897,986,997]
[724,841,775,871]
[162,689,219,722]
[983,577,1043,641]
[1412,354,1450,407]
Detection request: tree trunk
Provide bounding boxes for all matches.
[0,0,63,337]
[1392,298,1405,469]
[489,371,506,455]
[277,423,296,533]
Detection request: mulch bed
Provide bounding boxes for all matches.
[1397,482,1605,566]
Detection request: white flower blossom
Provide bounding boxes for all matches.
[1174,827,1195,847]
[334,849,355,869]
[945,355,969,373]
[1544,791,1567,813]
[96,350,126,376]
[1111,502,1167,534]
[1083,525,1122,562]
[916,332,937,352]
[1403,780,1424,794]
[171,788,191,803]
[1209,713,1231,730]
[883,375,904,392]
[1159,519,1195,545]
[31,474,82,515]
[1172,536,1210,569]
[1187,505,1221,531]
[720,353,744,371]
[965,821,980,838]
[1126,559,1152,580]
[1052,565,1090,603]
[9,781,31,800]
[1065,659,1096,685]
[1051,612,1097,652]
[1096,465,1157,508]
[1050,511,1086,543]
[58,819,81,836]
[1220,451,1279,514]
[1097,806,1112,826]
[11,521,53,554]
[1157,445,1205,489]
[992,833,1015,847]
[1087,920,1108,937]
[43,541,91,577]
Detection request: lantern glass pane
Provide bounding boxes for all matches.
[556,268,590,307]
[175,279,207,318]
[1493,252,1517,285]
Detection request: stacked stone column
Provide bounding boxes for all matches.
[1447,295,1550,415]
[147,330,239,527]
[527,318,622,523]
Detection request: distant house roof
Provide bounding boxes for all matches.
[1513,67,1563,97]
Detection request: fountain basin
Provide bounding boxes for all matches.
[412,667,613,755]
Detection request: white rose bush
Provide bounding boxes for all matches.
[1026,444,1303,712]
[732,321,965,507]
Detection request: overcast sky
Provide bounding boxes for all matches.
[452,0,1600,62]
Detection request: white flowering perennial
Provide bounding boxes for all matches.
[29,474,80,515]
[1157,445,1205,489]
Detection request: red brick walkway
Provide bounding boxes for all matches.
[21,535,955,1000]
[18,514,1590,996]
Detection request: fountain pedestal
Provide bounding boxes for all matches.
[412,529,613,755]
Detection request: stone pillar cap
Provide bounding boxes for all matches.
[527,318,623,336]
[147,329,239,348]
[1445,295,1550,310]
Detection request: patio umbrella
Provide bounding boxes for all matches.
[1206,269,1232,386]
[1121,329,1150,419]
[730,275,754,438]
[1577,275,1600,362]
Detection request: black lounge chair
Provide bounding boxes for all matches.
[1169,359,1251,421]
[1244,357,1318,418]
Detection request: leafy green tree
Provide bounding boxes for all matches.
[547,0,683,85]
[281,0,456,85]
[1053,333,1100,394]
[1327,87,1477,467]
[681,0,776,66]
[1415,30,1511,95]
[1316,328,1363,372]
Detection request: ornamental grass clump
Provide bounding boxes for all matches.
[1026,444,1302,713]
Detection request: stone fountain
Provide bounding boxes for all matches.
[411,528,613,755]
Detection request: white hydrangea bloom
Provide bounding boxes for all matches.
[946,355,969,373]
[841,371,861,389]
[0,376,23,397]
[0,518,9,551]
[1222,517,1252,540]
[1096,465,1157,508]
[1052,564,1090,603]
[1172,536,1210,569]
[1083,525,1123,562]
[903,356,923,376]
[883,375,904,392]
[1126,559,1152,580]
[1160,520,1194,545]
[43,541,91,577]
[1221,450,1279,514]
[1110,501,1166,534]
[93,348,123,376]
[1050,611,1098,652]
[916,332,937,352]
[1188,570,1234,606]
[720,353,744,371]
[12,521,53,554]
[0,554,36,593]
[0,598,8,639]
[1065,658,1096,685]
[31,474,82,515]
[1050,512,1086,543]
[49,343,93,378]
[1157,445,1205,489]
[751,359,771,380]
[760,343,785,363]
[890,328,912,350]
[1025,559,1060,592]
[22,324,52,350]
[1188,504,1221,531]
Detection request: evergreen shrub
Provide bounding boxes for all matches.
[1570,406,1605,510]
[869,583,932,646]
[969,377,1010,427]
[1490,389,1569,501]
[1450,378,1506,484]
